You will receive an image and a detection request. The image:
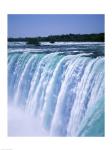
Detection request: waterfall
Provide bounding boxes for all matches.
[8,51,104,136]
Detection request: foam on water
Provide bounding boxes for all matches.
[8,43,104,136]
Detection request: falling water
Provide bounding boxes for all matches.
[8,42,104,136]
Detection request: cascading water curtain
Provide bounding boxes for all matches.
[8,52,104,136]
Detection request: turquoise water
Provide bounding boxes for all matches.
[8,42,104,136]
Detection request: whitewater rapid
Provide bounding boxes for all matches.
[8,51,104,136]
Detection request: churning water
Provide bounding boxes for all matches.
[8,42,104,136]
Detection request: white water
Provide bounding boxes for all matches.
[8,50,104,136]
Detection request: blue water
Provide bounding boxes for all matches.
[8,42,104,136]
